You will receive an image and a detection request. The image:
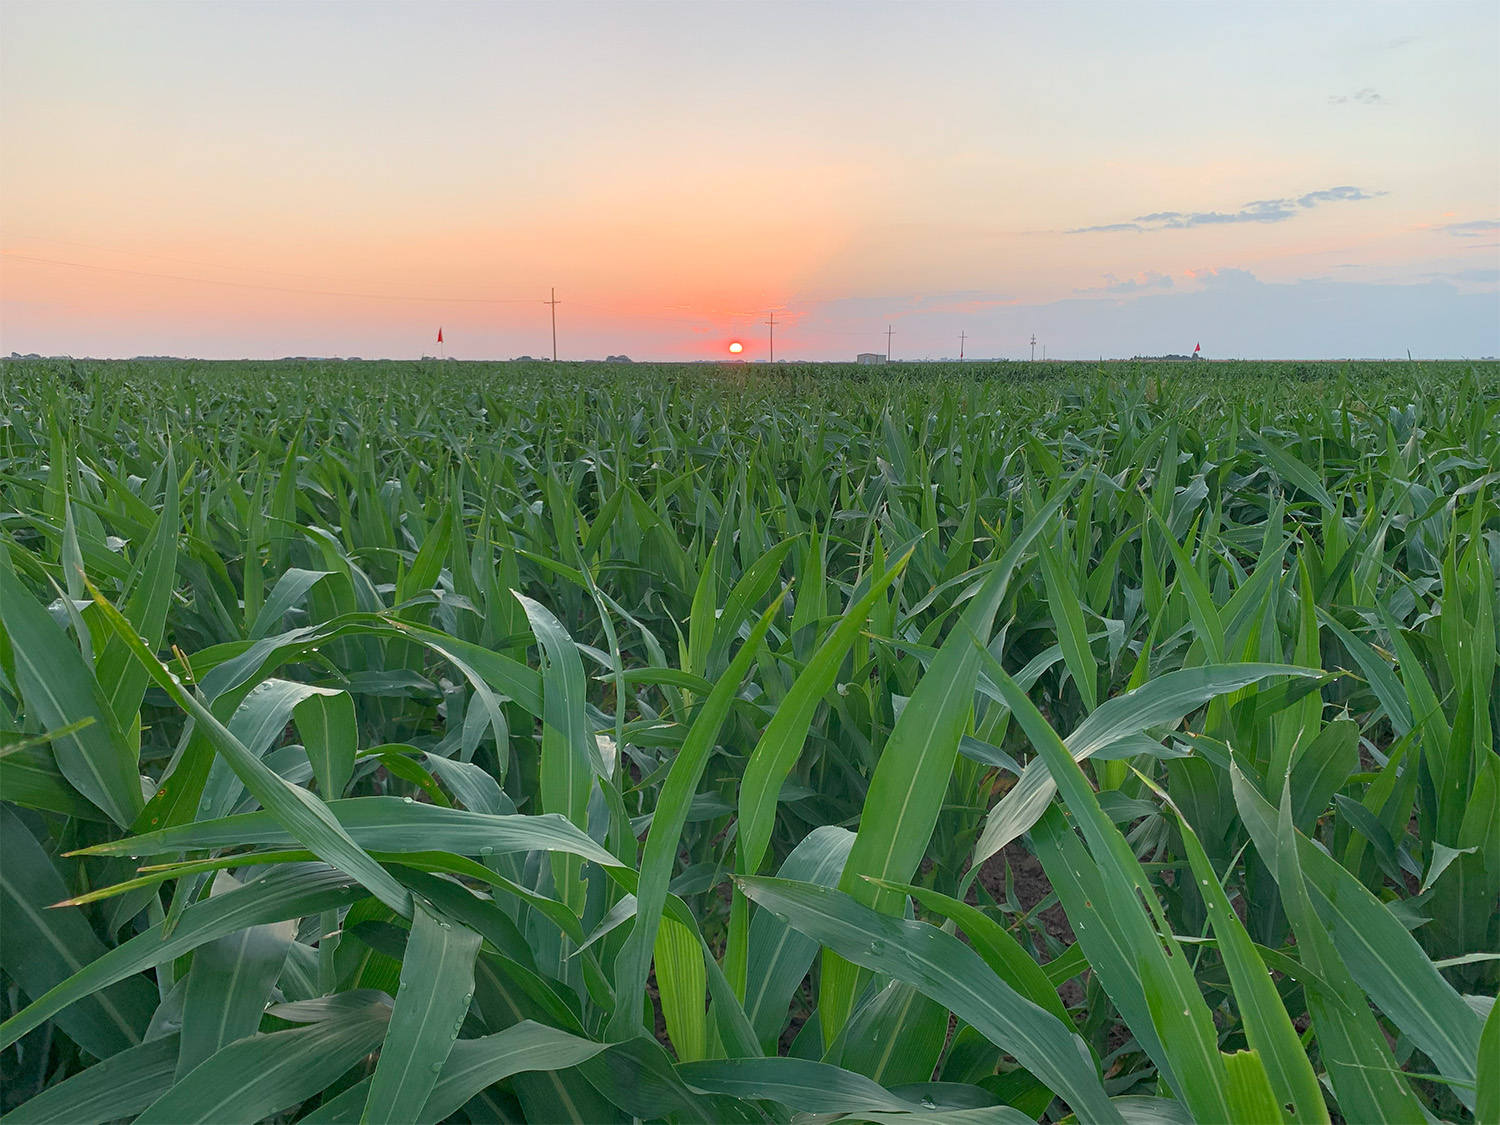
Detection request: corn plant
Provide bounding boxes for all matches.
[0,357,1496,1124]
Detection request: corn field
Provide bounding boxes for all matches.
[1,357,1496,1124]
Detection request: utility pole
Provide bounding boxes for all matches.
[1030,333,1037,362]
[959,331,967,360]
[766,310,777,363]
[545,288,561,361]
[886,324,894,361]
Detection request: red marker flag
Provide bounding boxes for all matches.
[1193,342,1200,353]
[437,327,444,344]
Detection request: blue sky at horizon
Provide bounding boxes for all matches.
[2,0,1496,360]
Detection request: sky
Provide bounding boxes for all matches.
[2,1,1497,361]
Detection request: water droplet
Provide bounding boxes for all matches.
[440,922,451,929]
[399,982,408,991]
[772,912,789,924]
[479,845,493,856]
[920,1098,937,1110]
[868,940,885,956]
[403,796,415,804]
[431,1062,443,1073]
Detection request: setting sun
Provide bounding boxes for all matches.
[728,342,743,354]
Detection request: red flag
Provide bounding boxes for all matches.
[437,327,444,344]
[1193,342,1200,353]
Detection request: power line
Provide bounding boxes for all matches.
[1,252,539,304]
[5,241,786,339]
[1,229,399,289]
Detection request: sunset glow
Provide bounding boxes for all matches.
[728,342,743,354]
[1,2,1495,359]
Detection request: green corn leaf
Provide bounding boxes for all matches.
[974,663,1318,868]
[0,546,145,827]
[361,900,482,1124]
[75,796,624,868]
[0,1033,180,1125]
[867,878,1070,1025]
[736,876,1123,1124]
[1256,431,1337,511]
[296,688,358,799]
[1221,1049,1286,1125]
[1141,773,1328,1123]
[0,805,156,1060]
[830,976,949,1086]
[248,567,333,640]
[1287,717,1360,833]
[1234,762,1482,1109]
[174,874,296,1077]
[730,547,910,996]
[0,741,111,820]
[1478,996,1500,1125]
[1039,535,1097,711]
[825,479,1077,1041]
[1146,509,1226,662]
[737,547,912,879]
[1315,608,1413,734]
[705,537,796,677]
[94,455,179,732]
[516,593,598,916]
[0,863,361,1053]
[677,1056,924,1115]
[743,825,854,1051]
[979,652,1230,1122]
[608,593,782,1041]
[200,677,345,821]
[134,993,392,1125]
[653,913,708,1063]
[1261,774,1427,1122]
[85,580,413,915]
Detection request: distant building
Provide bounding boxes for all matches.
[605,354,633,363]
[856,352,886,365]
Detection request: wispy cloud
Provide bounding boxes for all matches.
[1183,266,1259,288]
[1076,269,1174,294]
[1066,186,1383,234]
[1329,88,1384,106]
[1442,219,1500,238]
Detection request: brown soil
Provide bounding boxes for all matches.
[976,842,1084,1008]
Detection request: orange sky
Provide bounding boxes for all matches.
[3,2,1496,359]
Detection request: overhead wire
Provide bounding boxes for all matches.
[0,253,541,304]
[1,231,800,338]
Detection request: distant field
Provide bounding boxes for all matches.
[1,356,1496,1123]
